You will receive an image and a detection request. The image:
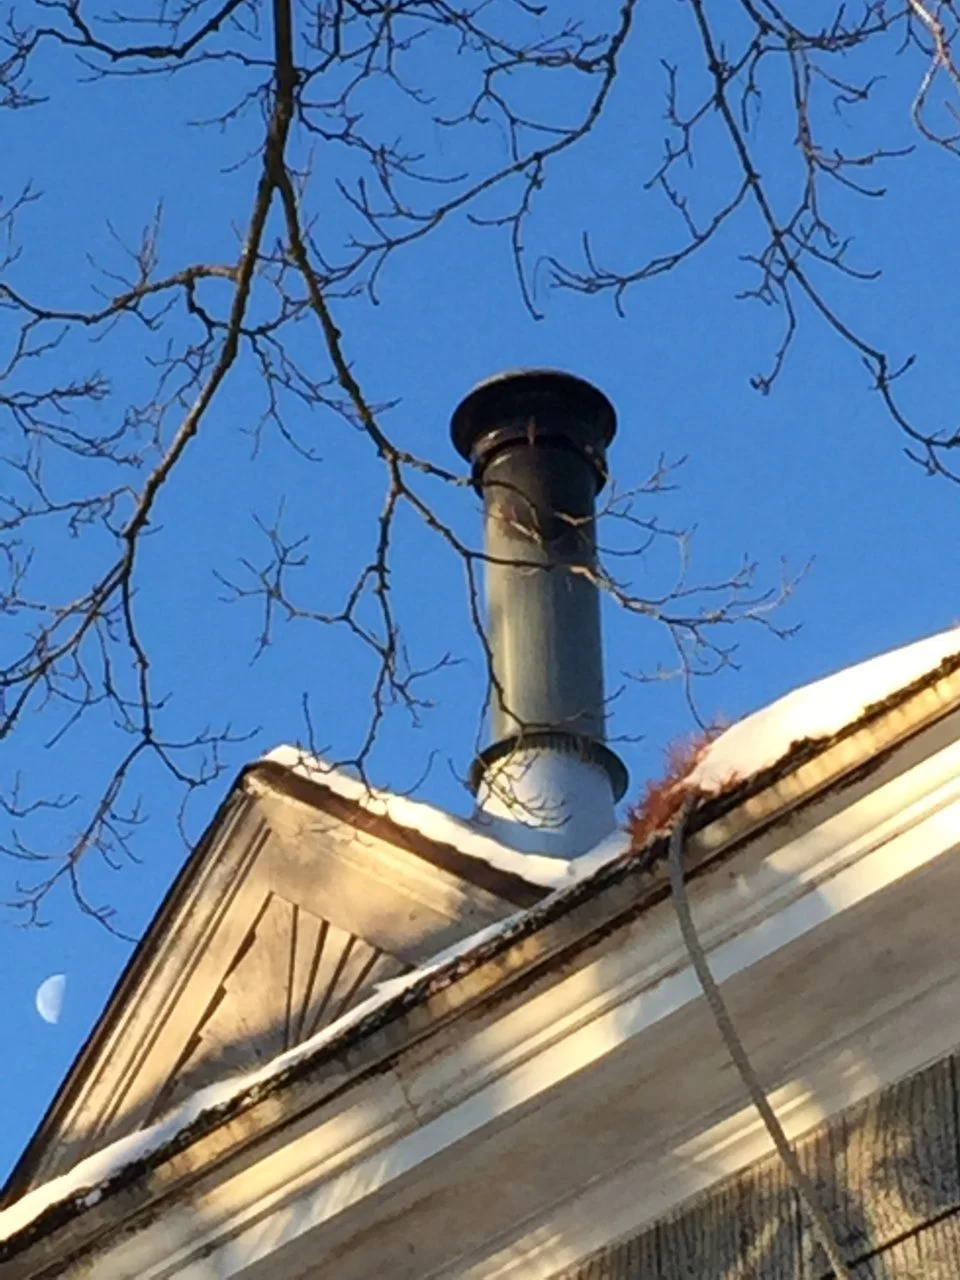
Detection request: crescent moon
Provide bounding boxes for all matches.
[36,974,67,1026]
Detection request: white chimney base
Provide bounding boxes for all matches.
[473,746,618,859]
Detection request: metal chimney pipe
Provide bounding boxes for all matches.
[451,370,628,856]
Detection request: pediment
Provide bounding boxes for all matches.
[146,887,403,1120]
[5,759,539,1200]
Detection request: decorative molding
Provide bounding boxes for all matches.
[7,766,503,1199]
[248,760,547,908]
[9,796,270,1192]
[151,893,407,1115]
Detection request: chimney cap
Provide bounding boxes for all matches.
[450,369,617,480]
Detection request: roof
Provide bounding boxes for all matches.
[260,745,623,890]
[1,754,551,1207]
[4,624,960,1264]
[0,912,527,1247]
[689,625,960,791]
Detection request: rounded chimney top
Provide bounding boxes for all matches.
[450,369,617,489]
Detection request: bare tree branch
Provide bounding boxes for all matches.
[1,0,954,927]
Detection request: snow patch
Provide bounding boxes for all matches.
[0,907,529,1248]
[0,1075,242,1245]
[262,745,581,889]
[689,625,960,793]
[557,826,632,882]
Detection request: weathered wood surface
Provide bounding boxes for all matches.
[552,1051,960,1279]
[6,773,520,1200]
[855,1213,960,1278]
[801,1053,959,1275]
[656,1160,803,1279]
[149,889,409,1115]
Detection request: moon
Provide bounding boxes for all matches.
[36,974,66,1026]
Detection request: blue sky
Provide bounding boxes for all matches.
[2,2,959,1183]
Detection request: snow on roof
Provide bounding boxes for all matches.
[262,745,586,890]
[0,904,534,1249]
[268,625,960,860]
[688,624,960,793]
[6,626,959,1250]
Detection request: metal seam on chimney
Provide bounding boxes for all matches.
[451,369,628,856]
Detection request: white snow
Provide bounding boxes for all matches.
[6,626,959,1249]
[0,906,531,1248]
[262,745,581,889]
[268,625,960,856]
[0,1076,228,1245]
[556,826,632,881]
[688,625,960,793]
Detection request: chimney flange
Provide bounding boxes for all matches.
[469,731,628,802]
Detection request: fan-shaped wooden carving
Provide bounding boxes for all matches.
[151,892,408,1116]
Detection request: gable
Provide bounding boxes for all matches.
[4,761,538,1200]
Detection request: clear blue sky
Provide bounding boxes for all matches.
[2,3,959,1182]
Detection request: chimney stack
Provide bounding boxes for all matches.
[451,370,628,857]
